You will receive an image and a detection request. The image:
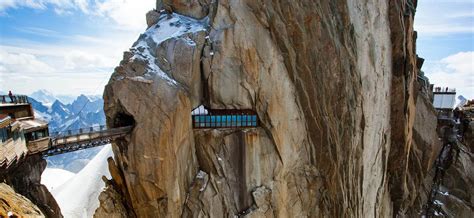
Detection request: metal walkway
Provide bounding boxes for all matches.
[29,125,133,157]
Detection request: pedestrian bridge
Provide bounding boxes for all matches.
[28,125,133,157]
[32,105,259,156]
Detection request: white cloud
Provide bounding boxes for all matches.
[0,0,155,29]
[415,25,474,35]
[16,26,62,37]
[95,0,155,30]
[0,0,155,95]
[415,1,474,35]
[441,51,474,74]
[0,50,55,74]
[0,0,46,11]
[64,50,115,69]
[426,51,474,99]
[74,0,89,13]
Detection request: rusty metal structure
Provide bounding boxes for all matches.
[191,105,259,129]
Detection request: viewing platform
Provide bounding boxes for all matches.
[0,95,29,106]
[192,105,259,129]
[432,87,456,111]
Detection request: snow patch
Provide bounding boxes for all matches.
[126,76,153,84]
[434,200,444,206]
[46,145,113,218]
[196,170,208,192]
[129,13,207,85]
[41,168,76,191]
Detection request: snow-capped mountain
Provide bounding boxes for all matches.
[30,89,59,106]
[32,92,112,217]
[31,94,105,133]
[29,92,106,172]
[29,89,84,105]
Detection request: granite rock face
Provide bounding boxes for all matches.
[96,0,461,217]
[0,183,44,217]
[435,143,474,217]
[0,154,62,217]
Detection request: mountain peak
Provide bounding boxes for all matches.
[77,94,91,102]
[30,89,58,105]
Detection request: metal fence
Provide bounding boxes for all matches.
[433,87,456,93]
[1,95,29,104]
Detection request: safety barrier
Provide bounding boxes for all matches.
[1,95,29,104]
[191,106,259,129]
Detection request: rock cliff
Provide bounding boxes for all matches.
[0,183,44,217]
[96,0,469,217]
[0,154,62,217]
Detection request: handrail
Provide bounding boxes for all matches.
[50,125,108,138]
[0,95,29,104]
[50,125,133,143]
[433,87,456,93]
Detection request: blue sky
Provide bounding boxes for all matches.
[0,0,155,95]
[0,0,472,99]
[415,0,473,99]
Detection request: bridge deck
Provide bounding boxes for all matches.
[28,126,133,157]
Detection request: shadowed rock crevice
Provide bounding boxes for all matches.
[112,109,136,129]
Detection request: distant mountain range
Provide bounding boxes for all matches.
[30,89,99,106]
[27,90,106,172]
[29,92,105,133]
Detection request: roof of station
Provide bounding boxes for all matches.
[18,119,48,133]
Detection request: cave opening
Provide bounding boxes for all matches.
[113,111,136,129]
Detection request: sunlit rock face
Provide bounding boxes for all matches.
[0,183,44,217]
[97,0,445,217]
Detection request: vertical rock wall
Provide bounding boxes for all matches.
[98,0,441,217]
[0,154,62,217]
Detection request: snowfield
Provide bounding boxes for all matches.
[42,168,76,191]
[42,144,113,218]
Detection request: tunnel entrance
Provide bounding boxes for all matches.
[114,112,135,128]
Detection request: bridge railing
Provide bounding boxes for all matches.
[50,125,108,138]
[1,95,29,104]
